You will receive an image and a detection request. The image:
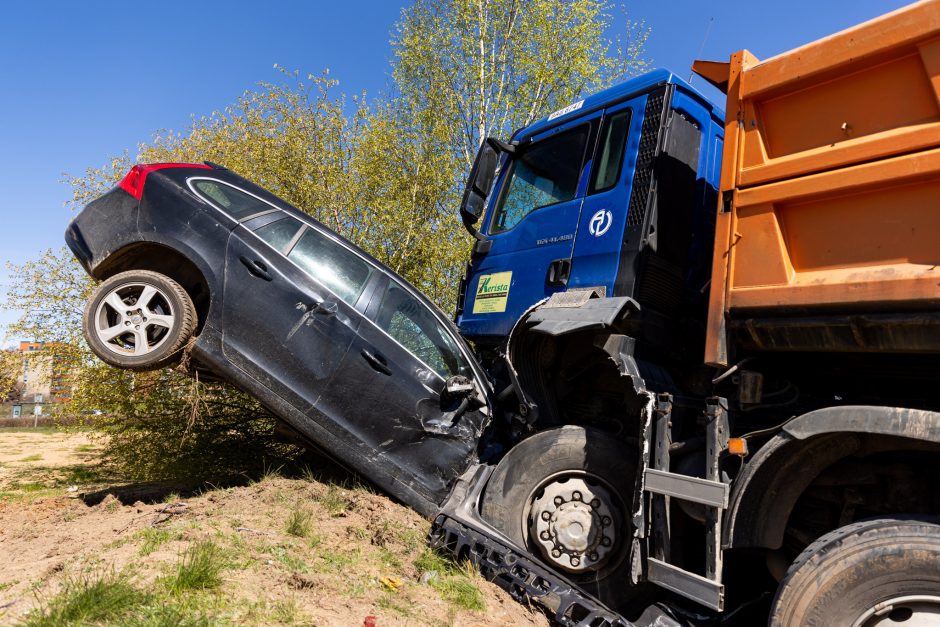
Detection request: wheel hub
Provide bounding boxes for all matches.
[529,476,617,574]
[94,283,175,357]
[854,595,940,627]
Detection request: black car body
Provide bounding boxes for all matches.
[67,163,493,517]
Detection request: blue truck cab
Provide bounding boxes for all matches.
[456,70,724,360]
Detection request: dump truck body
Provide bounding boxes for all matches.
[701,0,940,365]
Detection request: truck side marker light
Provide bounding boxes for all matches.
[727,438,748,457]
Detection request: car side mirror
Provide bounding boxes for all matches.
[444,375,475,399]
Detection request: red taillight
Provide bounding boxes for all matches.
[118,163,211,200]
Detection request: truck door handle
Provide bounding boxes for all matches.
[239,256,272,281]
[360,349,392,376]
[547,258,571,286]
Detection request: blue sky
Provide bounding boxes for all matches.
[0,0,911,342]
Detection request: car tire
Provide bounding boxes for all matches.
[770,516,940,626]
[480,426,641,609]
[83,270,196,371]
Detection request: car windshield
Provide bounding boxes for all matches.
[489,124,589,233]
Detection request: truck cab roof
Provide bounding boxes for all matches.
[516,68,725,142]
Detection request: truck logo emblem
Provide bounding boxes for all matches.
[588,209,612,237]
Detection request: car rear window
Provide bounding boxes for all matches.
[192,179,273,220]
[253,216,302,253]
[288,228,373,305]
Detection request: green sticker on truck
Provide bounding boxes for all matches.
[472,271,512,314]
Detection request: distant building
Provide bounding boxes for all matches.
[2,342,72,417]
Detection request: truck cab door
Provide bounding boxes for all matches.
[568,94,648,295]
[459,110,602,341]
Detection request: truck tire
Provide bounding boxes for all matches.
[770,517,940,626]
[481,426,638,607]
[83,270,196,371]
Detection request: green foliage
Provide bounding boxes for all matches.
[3,1,646,480]
[393,0,648,169]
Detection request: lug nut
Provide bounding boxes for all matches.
[554,496,564,506]
[540,531,550,541]
[570,556,581,567]
[601,537,611,547]
[125,321,130,326]
[572,491,582,501]
[551,549,562,558]
[135,325,140,329]
[591,498,601,509]
[601,516,611,526]
[589,552,599,561]
[541,511,551,521]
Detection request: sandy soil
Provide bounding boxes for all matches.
[0,429,548,626]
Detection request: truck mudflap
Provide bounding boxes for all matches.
[428,464,680,627]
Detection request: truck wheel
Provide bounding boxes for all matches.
[770,517,940,626]
[83,270,196,371]
[481,426,636,603]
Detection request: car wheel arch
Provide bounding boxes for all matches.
[94,240,215,333]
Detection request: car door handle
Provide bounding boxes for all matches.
[360,349,392,376]
[239,256,272,281]
[312,301,338,316]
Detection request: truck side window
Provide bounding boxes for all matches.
[590,109,632,193]
[374,282,470,378]
[490,124,590,234]
[287,227,374,306]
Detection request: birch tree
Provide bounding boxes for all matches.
[392,0,648,169]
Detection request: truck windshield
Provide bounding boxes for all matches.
[489,125,589,234]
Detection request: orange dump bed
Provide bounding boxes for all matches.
[696,0,940,366]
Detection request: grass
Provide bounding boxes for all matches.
[137,528,174,556]
[377,592,414,617]
[316,484,351,517]
[18,454,42,462]
[163,541,227,594]
[271,598,305,624]
[285,505,312,538]
[414,550,486,612]
[21,571,146,626]
[269,546,310,574]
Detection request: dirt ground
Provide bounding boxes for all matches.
[0,428,548,626]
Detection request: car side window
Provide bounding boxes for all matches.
[253,216,303,253]
[287,227,373,306]
[489,124,590,234]
[374,282,470,378]
[192,179,273,220]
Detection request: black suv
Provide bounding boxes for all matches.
[66,163,491,516]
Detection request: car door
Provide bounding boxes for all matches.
[222,207,373,415]
[322,274,489,506]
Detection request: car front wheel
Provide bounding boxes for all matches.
[83,270,196,371]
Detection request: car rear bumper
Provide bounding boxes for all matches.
[64,186,140,278]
